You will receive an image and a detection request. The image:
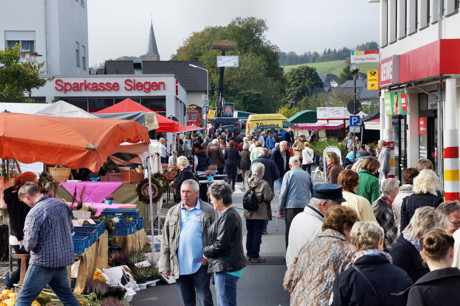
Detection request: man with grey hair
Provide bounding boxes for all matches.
[286,183,346,267]
[279,156,313,249]
[438,201,460,268]
[159,179,217,306]
[251,148,280,192]
[16,183,79,305]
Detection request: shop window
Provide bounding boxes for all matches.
[141,97,166,112]
[61,98,88,111]
[88,98,114,112]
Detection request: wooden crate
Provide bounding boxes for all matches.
[120,169,144,183]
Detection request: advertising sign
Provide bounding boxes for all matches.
[217,56,239,67]
[350,50,380,64]
[384,89,408,115]
[379,55,400,87]
[222,103,235,117]
[367,70,379,90]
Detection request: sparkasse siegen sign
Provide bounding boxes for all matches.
[54,78,166,94]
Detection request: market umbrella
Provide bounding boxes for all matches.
[0,113,149,172]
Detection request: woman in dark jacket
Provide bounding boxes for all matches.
[170,156,195,203]
[325,151,344,184]
[404,229,460,306]
[400,169,443,230]
[239,143,251,191]
[332,221,412,306]
[390,206,447,282]
[193,143,209,176]
[4,172,37,289]
[224,140,240,191]
[203,182,246,306]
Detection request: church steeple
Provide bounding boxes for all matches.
[145,21,160,61]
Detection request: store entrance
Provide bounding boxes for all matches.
[419,92,439,172]
[392,116,407,182]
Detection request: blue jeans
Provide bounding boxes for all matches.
[175,265,213,306]
[214,272,239,306]
[16,265,79,306]
[246,219,265,259]
[275,177,283,193]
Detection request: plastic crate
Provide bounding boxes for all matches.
[73,236,90,255]
[111,220,136,236]
[102,208,139,220]
[74,227,98,246]
[83,219,106,237]
[135,217,144,231]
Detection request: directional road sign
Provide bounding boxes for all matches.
[350,116,361,126]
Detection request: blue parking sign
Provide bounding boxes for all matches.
[350,116,361,126]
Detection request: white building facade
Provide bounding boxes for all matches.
[375,0,460,200]
[0,0,89,75]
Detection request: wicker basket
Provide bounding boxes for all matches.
[120,169,144,183]
[49,166,71,183]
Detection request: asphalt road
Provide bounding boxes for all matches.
[132,174,327,306]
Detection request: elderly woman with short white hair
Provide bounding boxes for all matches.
[244,162,274,263]
[372,178,400,250]
[170,155,195,203]
[390,206,447,282]
[332,222,413,306]
[400,169,443,230]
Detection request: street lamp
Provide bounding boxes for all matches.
[189,64,209,116]
[350,63,360,161]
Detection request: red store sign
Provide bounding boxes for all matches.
[55,78,166,94]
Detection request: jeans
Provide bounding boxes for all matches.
[275,177,283,193]
[214,272,239,306]
[246,219,265,259]
[226,165,238,190]
[175,265,213,306]
[284,208,305,249]
[16,265,79,306]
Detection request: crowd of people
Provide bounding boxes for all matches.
[159,126,460,306]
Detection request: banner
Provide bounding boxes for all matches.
[384,89,408,115]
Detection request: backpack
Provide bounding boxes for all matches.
[243,188,259,211]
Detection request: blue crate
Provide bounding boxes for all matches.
[102,208,139,220]
[74,227,97,245]
[135,217,144,231]
[111,221,135,236]
[83,219,106,237]
[73,236,90,255]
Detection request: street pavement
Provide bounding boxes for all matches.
[133,173,327,306]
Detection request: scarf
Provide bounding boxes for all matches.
[352,249,393,264]
[403,230,421,251]
[326,163,333,177]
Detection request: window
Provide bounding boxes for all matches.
[82,45,86,70]
[408,0,418,34]
[419,0,430,29]
[398,0,407,38]
[431,0,439,23]
[389,0,397,43]
[381,0,389,47]
[446,0,459,15]
[76,42,80,67]
[6,40,35,52]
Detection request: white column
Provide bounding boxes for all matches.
[443,78,459,200]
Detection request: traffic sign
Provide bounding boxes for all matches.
[350,116,361,126]
[347,100,362,115]
[349,126,361,133]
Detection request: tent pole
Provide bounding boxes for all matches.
[146,155,155,254]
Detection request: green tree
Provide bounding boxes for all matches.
[0,45,49,102]
[339,63,354,84]
[284,65,323,102]
[171,17,285,113]
[277,105,300,119]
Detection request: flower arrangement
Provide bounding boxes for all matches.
[38,172,54,195]
[136,172,169,204]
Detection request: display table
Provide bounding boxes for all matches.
[61,181,124,203]
[66,202,137,217]
[111,229,150,253]
[57,183,155,233]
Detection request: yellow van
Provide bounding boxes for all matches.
[246,113,290,132]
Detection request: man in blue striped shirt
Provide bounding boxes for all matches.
[15,183,79,306]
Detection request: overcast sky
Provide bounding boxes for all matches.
[88,0,379,67]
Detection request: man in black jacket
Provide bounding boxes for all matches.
[250,148,280,192]
[271,141,291,192]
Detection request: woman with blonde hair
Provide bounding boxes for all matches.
[356,157,380,204]
[332,222,412,305]
[283,206,358,305]
[326,151,344,184]
[390,206,447,282]
[404,229,460,305]
[400,169,443,230]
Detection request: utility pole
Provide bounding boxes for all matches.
[213,41,236,117]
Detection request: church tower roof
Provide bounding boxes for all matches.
[145,22,160,61]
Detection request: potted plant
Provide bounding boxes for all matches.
[132,267,150,289]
